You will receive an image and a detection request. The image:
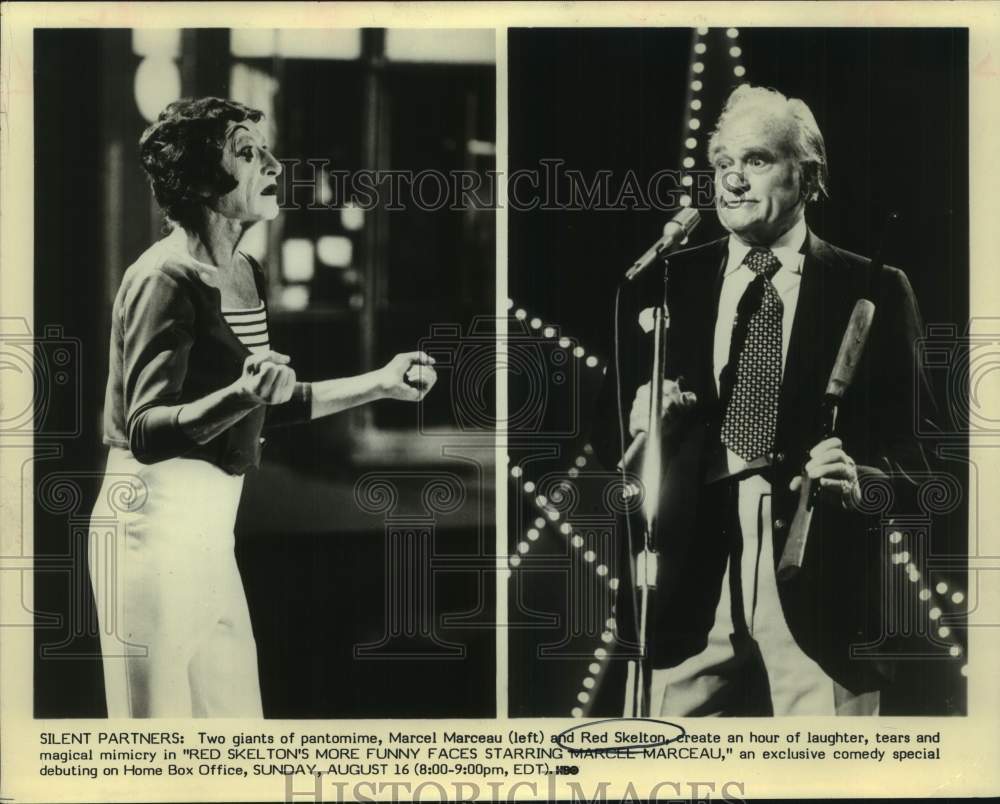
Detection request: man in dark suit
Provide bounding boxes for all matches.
[594,85,933,716]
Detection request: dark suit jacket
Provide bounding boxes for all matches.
[592,229,935,693]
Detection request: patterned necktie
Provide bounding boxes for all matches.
[720,248,784,462]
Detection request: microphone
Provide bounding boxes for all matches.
[624,208,701,282]
[777,298,876,581]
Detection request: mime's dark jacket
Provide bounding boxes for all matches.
[103,235,312,475]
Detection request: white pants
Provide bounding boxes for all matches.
[88,449,262,718]
[648,474,878,717]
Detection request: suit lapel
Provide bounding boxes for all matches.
[776,230,852,452]
[702,242,729,409]
[682,238,728,409]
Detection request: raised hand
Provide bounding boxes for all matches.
[378,351,438,402]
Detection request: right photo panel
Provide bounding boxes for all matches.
[506,27,969,719]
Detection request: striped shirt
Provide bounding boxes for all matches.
[221,302,270,354]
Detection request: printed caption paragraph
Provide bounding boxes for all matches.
[37,721,944,783]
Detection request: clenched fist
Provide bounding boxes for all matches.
[789,436,862,510]
[235,350,297,405]
[378,351,438,402]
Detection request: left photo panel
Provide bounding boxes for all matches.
[32,27,497,719]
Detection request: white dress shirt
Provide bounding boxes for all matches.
[650,216,867,716]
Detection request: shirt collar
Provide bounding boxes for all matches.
[724,216,808,276]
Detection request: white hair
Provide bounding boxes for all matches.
[708,84,829,202]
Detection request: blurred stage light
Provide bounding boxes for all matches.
[341,204,365,231]
[231,29,278,57]
[317,235,353,267]
[229,28,361,59]
[467,139,496,157]
[317,172,334,206]
[385,29,495,64]
[280,285,310,311]
[282,238,316,282]
[277,29,361,59]
[132,29,181,58]
[134,57,181,123]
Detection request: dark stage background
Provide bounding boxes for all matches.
[507,28,968,717]
[33,28,496,718]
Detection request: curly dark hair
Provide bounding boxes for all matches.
[139,97,265,230]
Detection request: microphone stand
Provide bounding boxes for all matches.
[625,264,670,719]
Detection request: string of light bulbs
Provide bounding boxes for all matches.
[507,447,621,718]
[506,298,607,372]
[888,528,967,674]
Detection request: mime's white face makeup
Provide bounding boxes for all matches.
[210,120,282,223]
